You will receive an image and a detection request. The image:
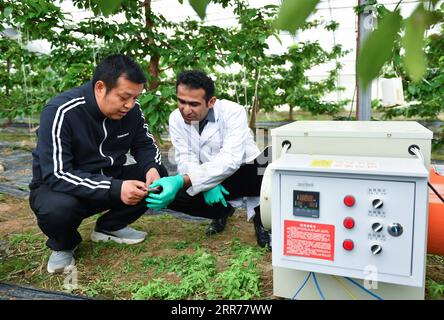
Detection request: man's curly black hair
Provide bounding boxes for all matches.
[176,70,215,103]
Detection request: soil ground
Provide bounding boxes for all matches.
[0,192,273,299]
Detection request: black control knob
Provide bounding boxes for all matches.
[388,223,403,237]
[372,222,383,233]
[372,199,383,209]
[371,244,383,255]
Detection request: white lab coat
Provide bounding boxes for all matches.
[169,99,260,197]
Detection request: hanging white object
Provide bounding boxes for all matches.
[2,27,19,39]
[381,78,405,106]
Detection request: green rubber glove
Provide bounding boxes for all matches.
[145,175,184,209]
[203,184,230,207]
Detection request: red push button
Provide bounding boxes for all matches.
[344,195,355,207]
[343,239,354,251]
[343,217,355,229]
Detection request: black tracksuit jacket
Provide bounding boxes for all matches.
[30,81,162,202]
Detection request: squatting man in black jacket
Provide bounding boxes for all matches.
[29,54,166,273]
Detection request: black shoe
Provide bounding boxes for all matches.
[253,207,271,250]
[206,207,235,236]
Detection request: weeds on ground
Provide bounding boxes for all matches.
[206,239,265,299]
[426,279,444,299]
[0,232,48,282]
[132,249,217,300]
[132,239,266,300]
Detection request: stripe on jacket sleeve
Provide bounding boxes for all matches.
[50,97,111,189]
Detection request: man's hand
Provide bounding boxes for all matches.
[145,175,184,209]
[145,167,160,187]
[203,184,230,207]
[121,180,148,205]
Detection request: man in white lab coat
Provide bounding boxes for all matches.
[145,70,270,248]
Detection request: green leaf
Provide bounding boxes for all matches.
[258,34,266,44]
[140,93,154,105]
[403,5,428,83]
[275,0,320,34]
[151,112,159,125]
[357,10,402,88]
[96,0,123,17]
[3,7,13,17]
[189,0,211,20]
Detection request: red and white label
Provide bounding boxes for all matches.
[284,220,335,261]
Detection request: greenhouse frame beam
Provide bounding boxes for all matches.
[356,0,373,121]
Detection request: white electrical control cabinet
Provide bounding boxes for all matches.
[261,121,433,300]
[271,153,428,286]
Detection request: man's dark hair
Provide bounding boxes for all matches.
[92,54,147,93]
[176,70,215,103]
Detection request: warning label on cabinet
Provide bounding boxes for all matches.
[284,220,335,261]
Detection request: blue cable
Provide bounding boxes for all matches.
[291,272,312,300]
[344,277,384,300]
[312,272,326,300]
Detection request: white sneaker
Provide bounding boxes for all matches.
[47,250,75,274]
[91,226,147,245]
